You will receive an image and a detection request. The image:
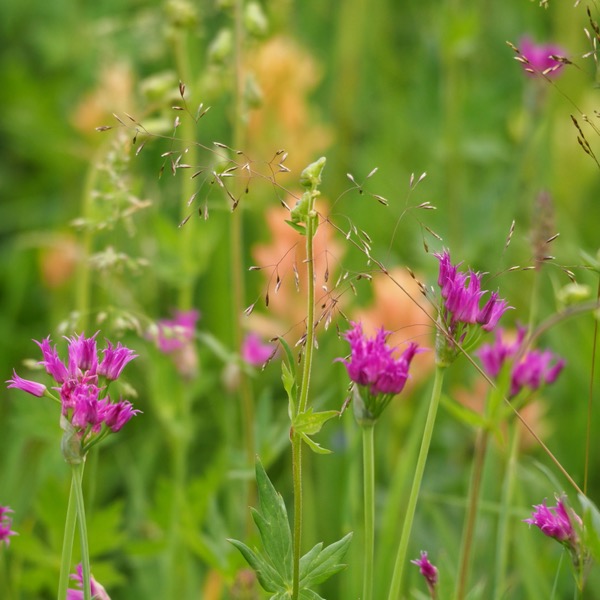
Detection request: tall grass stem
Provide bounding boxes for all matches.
[387,365,445,600]
[362,424,375,600]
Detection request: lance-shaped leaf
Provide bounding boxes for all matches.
[300,532,353,589]
[249,460,293,583]
[280,337,298,419]
[293,408,339,436]
[227,539,284,592]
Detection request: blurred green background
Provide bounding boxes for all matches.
[1,0,599,598]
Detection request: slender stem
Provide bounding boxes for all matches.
[57,475,78,600]
[362,424,375,600]
[387,365,445,600]
[72,463,91,600]
[454,429,490,600]
[494,422,521,600]
[297,215,316,415]
[584,277,600,495]
[292,202,318,600]
[291,433,303,600]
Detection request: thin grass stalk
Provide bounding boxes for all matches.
[387,365,446,600]
[454,428,490,600]
[231,0,257,524]
[168,28,197,597]
[493,422,521,600]
[72,462,91,600]
[362,424,375,600]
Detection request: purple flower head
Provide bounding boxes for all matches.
[35,337,69,384]
[524,496,581,549]
[477,327,565,397]
[6,371,47,397]
[98,341,137,380]
[519,36,566,78]
[67,564,111,600]
[0,506,17,548]
[101,399,141,432]
[411,551,438,594]
[9,334,140,460]
[242,333,275,367]
[66,333,99,377]
[154,309,199,354]
[433,251,511,365]
[337,322,421,422]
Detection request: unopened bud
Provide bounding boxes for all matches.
[244,2,268,38]
[208,29,233,65]
[300,157,327,189]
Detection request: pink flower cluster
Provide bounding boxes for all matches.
[337,322,421,424]
[153,309,199,354]
[477,327,565,397]
[436,250,510,336]
[524,496,581,550]
[7,334,140,450]
[67,564,110,600]
[0,506,17,548]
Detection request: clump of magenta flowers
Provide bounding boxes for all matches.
[7,332,139,600]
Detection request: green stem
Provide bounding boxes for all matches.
[362,424,375,600]
[57,476,78,600]
[494,422,520,600]
[454,429,490,600]
[292,201,318,600]
[387,365,445,600]
[291,433,303,600]
[72,463,91,600]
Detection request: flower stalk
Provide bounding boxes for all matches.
[362,424,375,600]
[387,364,445,600]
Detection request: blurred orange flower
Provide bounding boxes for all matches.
[246,36,332,174]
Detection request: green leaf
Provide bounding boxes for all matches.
[299,590,325,600]
[230,459,293,592]
[300,433,332,454]
[293,408,339,436]
[285,219,307,235]
[441,394,488,429]
[227,539,283,592]
[252,460,293,581]
[300,532,353,589]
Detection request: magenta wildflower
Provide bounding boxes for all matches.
[7,334,140,461]
[6,371,47,397]
[434,250,511,365]
[411,551,438,597]
[477,327,565,397]
[0,506,17,548]
[519,36,566,78]
[67,564,111,600]
[524,496,581,550]
[336,321,421,423]
[153,309,199,353]
[242,332,275,366]
[98,341,137,380]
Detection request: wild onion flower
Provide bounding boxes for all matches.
[519,36,566,78]
[411,551,438,598]
[477,327,565,397]
[434,250,510,365]
[242,332,275,366]
[6,334,140,461]
[524,495,581,552]
[0,506,17,548]
[336,321,420,424]
[67,564,111,600]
